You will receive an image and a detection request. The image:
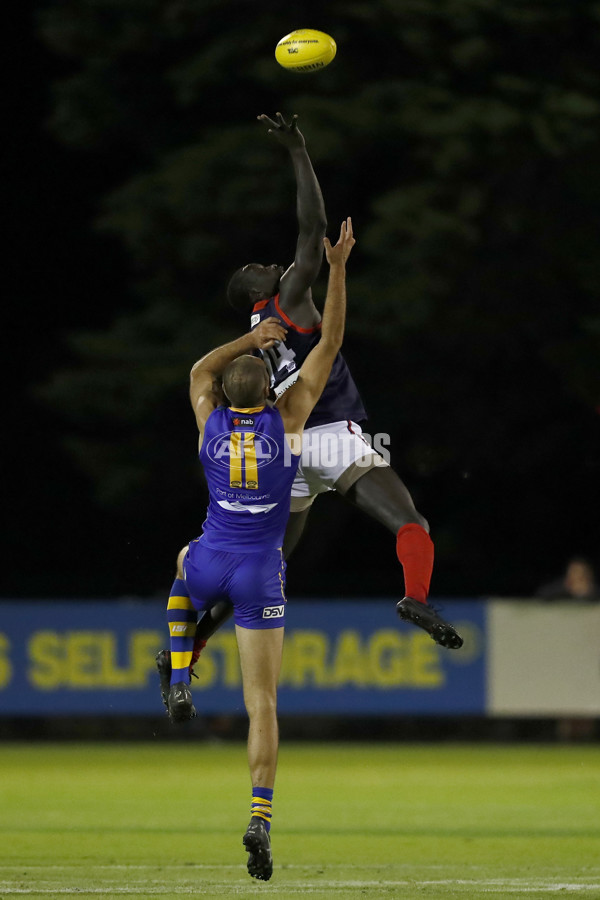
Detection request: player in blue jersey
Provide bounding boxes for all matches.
[162,218,355,881]
[208,112,461,650]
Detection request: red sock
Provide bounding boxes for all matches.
[190,639,207,669]
[396,524,434,604]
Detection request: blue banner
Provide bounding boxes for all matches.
[0,599,485,716]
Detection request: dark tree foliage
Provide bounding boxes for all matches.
[33,0,600,597]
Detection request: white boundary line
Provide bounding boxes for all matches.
[0,888,599,895]
[0,879,599,894]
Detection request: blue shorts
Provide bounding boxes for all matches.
[183,539,287,629]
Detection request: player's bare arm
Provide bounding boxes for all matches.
[258,113,326,324]
[277,218,355,438]
[190,317,287,440]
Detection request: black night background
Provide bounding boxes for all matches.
[6,0,600,604]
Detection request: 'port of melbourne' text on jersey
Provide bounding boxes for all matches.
[251,295,367,428]
[199,405,299,552]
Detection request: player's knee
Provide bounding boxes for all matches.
[244,689,278,720]
[395,510,429,534]
[415,512,429,534]
[176,545,189,579]
[283,509,311,560]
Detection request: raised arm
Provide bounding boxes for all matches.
[258,113,327,318]
[277,218,355,436]
[190,317,287,439]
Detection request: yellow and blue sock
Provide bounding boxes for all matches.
[167,578,196,685]
[251,787,273,833]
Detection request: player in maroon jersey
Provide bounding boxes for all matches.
[157,115,461,719]
[228,113,462,650]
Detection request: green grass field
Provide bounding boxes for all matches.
[0,741,598,898]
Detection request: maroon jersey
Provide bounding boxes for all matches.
[251,295,367,428]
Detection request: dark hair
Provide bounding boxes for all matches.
[226,267,252,311]
[222,356,267,407]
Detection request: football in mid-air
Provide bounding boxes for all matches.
[275,29,337,73]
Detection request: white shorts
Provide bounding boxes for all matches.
[290,420,389,511]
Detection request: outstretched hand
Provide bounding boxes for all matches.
[257,112,305,150]
[324,217,356,266]
[250,316,287,350]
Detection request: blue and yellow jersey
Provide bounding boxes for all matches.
[251,295,367,428]
[199,404,299,552]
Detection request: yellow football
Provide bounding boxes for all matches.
[275,29,337,73]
